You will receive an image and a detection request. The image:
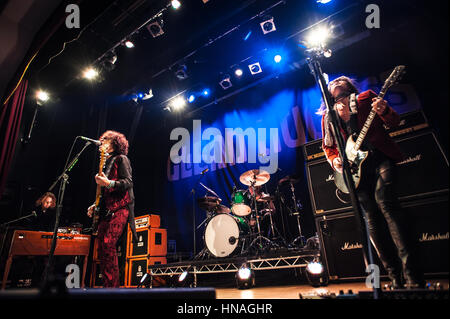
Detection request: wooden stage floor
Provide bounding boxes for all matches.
[215,279,449,299]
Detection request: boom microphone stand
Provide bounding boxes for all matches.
[306,47,378,299]
[40,140,93,290]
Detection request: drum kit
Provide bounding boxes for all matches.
[195,168,306,259]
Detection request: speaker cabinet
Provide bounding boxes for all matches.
[127,228,167,258]
[126,257,167,287]
[316,196,448,280]
[306,130,448,215]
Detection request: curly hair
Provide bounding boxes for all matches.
[35,192,56,208]
[316,76,360,115]
[99,130,129,155]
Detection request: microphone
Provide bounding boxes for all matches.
[79,136,101,146]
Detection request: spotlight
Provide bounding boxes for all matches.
[187,94,196,103]
[142,88,154,100]
[260,17,276,35]
[137,93,144,99]
[305,26,330,48]
[219,75,232,90]
[177,270,194,287]
[173,64,188,80]
[274,54,282,63]
[202,89,210,96]
[124,40,135,48]
[137,273,151,288]
[234,68,243,77]
[305,260,328,287]
[317,0,333,4]
[236,264,255,289]
[147,19,164,38]
[36,90,49,104]
[83,67,99,80]
[170,96,186,111]
[248,62,262,75]
[171,0,181,9]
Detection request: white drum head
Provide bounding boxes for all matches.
[205,214,239,257]
[231,204,251,216]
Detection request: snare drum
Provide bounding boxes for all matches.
[204,213,249,258]
[231,189,252,216]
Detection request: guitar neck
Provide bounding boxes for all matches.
[353,89,387,151]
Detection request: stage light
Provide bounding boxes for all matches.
[170,96,186,111]
[83,67,99,80]
[137,93,144,99]
[142,88,154,100]
[187,94,196,103]
[236,264,255,289]
[248,62,262,75]
[124,40,135,48]
[317,0,333,4]
[243,30,252,41]
[171,0,181,9]
[234,68,243,77]
[305,26,330,48]
[147,19,164,38]
[260,17,276,35]
[202,89,210,96]
[306,261,324,275]
[36,90,50,104]
[137,273,151,288]
[177,269,194,287]
[274,54,282,63]
[173,64,188,80]
[219,75,232,90]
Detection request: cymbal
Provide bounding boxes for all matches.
[257,193,275,202]
[197,196,221,210]
[278,175,300,185]
[240,169,270,187]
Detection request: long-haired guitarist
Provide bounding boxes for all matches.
[318,75,424,289]
[87,130,138,288]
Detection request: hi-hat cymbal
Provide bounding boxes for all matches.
[239,169,270,187]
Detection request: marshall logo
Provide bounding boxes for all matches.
[419,232,449,242]
[137,235,144,247]
[341,242,363,251]
[396,154,422,166]
[136,265,143,278]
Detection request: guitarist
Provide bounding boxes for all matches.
[87,130,138,288]
[318,76,424,289]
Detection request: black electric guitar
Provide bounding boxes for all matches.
[91,146,107,235]
[334,65,405,194]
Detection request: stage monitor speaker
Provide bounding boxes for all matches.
[306,130,448,215]
[316,196,448,281]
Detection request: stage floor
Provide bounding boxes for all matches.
[215,279,449,299]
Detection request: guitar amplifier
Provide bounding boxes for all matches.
[303,139,325,162]
[385,109,429,138]
[125,257,167,287]
[127,228,167,258]
[306,130,448,214]
[134,214,161,229]
[316,196,449,280]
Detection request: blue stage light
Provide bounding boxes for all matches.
[188,94,196,103]
[317,0,333,4]
[274,54,282,63]
[202,89,210,96]
[138,93,144,99]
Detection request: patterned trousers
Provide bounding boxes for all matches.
[97,208,129,288]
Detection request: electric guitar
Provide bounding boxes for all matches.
[91,146,107,235]
[334,65,405,194]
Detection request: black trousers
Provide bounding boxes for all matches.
[356,151,423,285]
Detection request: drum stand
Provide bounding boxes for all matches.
[243,181,279,255]
[288,181,305,247]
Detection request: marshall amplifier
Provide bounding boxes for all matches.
[127,228,167,258]
[303,139,325,162]
[126,257,167,287]
[306,130,448,214]
[394,131,448,201]
[306,158,352,215]
[316,196,448,280]
[385,109,429,138]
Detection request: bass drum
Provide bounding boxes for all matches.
[231,189,252,216]
[204,213,249,258]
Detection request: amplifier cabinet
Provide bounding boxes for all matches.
[306,130,448,215]
[127,228,167,258]
[125,257,167,287]
[316,196,449,281]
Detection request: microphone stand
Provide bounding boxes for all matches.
[306,48,378,299]
[40,140,93,290]
[190,169,208,257]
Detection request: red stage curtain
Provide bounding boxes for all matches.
[0,80,28,200]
